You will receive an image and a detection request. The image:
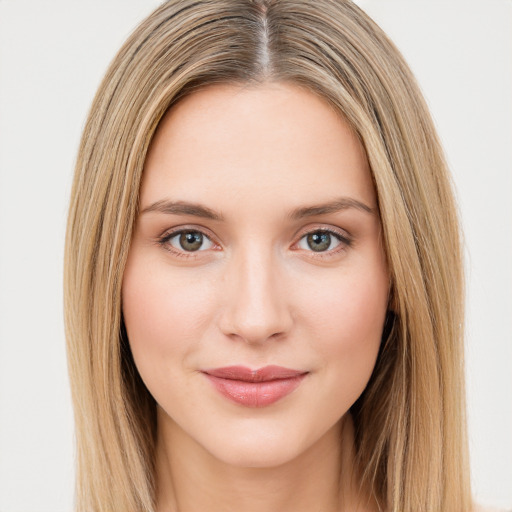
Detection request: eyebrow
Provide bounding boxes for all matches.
[140,197,374,221]
[289,197,375,219]
[140,200,224,220]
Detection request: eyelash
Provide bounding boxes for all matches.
[156,226,352,260]
[156,228,218,259]
[294,228,352,258]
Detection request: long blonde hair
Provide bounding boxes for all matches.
[64,1,471,510]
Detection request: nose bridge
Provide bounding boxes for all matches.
[220,242,291,343]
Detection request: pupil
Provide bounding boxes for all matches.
[180,231,203,251]
[307,232,330,252]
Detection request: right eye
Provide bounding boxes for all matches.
[161,230,215,253]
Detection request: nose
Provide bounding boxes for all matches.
[218,247,293,344]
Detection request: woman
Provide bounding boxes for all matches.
[64,1,475,510]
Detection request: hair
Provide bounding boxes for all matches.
[64,1,472,511]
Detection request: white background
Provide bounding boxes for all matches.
[0,1,510,510]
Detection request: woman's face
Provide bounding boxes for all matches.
[122,83,389,467]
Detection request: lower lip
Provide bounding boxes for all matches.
[204,374,307,407]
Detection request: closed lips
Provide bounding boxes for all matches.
[202,366,309,407]
[202,365,308,381]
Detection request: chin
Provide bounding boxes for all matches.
[197,419,331,470]
[208,438,304,469]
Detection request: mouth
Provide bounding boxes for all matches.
[201,365,309,407]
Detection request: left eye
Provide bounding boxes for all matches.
[297,230,344,252]
[167,230,214,252]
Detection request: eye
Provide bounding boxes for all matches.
[165,230,215,252]
[296,229,350,253]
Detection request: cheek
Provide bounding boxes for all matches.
[298,266,388,403]
[121,255,216,371]
[304,266,387,341]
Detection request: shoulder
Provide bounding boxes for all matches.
[474,505,512,512]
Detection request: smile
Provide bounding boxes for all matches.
[202,365,308,407]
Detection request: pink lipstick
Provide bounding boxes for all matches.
[202,365,308,407]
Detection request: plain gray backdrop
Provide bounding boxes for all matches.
[0,1,510,510]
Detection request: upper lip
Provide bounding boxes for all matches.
[202,365,307,382]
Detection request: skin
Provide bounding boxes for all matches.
[122,83,389,512]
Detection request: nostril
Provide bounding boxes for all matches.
[218,303,292,345]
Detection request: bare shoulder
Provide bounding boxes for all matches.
[474,505,512,512]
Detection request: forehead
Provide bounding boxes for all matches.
[140,82,375,212]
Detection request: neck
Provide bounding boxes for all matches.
[155,411,377,512]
